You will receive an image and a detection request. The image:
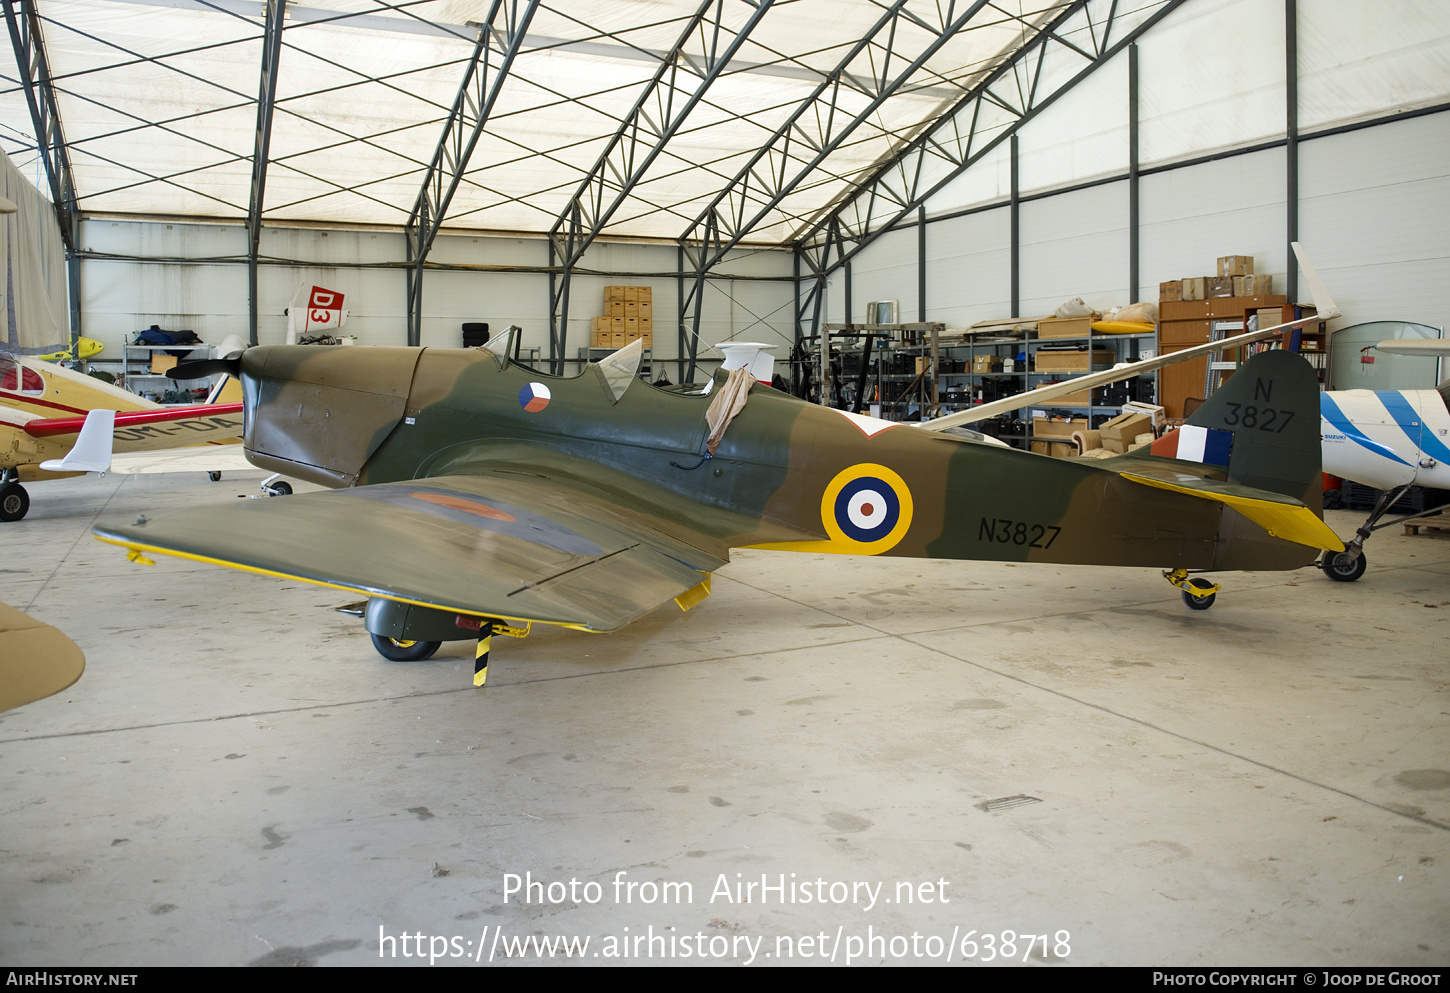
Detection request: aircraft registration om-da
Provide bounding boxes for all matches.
[92,326,1342,685]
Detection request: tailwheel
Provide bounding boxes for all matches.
[1164,568,1221,610]
[1320,549,1367,583]
[0,483,30,522]
[370,634,440,662]
[208,471,222,482]
[1182,578,1217,610]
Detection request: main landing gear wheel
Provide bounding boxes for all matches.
[208,471,222,482]
[264,481,292,496]
[1182,577,1217,611]
[370,634,441,662]
[0,484,29,522]
[1321,549,1367,583]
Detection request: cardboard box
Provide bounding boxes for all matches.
[610,317,625,333]
[591,330,609,347]
[638,302,652,321]
[1037,316,1092,339]
[1098,411,1153,453]
[1217,255,1254,277]
[611,330,626,347]
[1031,414,1089,439]
[150,354,178,374]
[625,317,639,333]
[1034,348,1114,373]
[1030,440,1076,458]
[1255,307,1285,329]
[1207,276,1235,297]
[604,285,625,302]
[624,286,638,303]
[640,332,652,349]
[972,355,1003,373]
[593,315,610,331]
[1159,280,1182,302]
[1181,277,1206,301]
[624,302,638,319]
[607,301,625,318]
[1121,401,1166,429]
[639,317,652,331]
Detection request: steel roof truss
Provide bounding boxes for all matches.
[404,0,540,345]
[796,0,1188,280]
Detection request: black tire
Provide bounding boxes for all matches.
[209,471,222,482]
[0,484,29,522]
[370,634,441,662]
[1182,577,1216,610]
[1321,549,1367,583]
[265,481,293,496]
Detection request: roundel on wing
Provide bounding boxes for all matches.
[821,463,913,554]
[518,382,551,412]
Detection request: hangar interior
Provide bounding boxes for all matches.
[2,0,1448,968]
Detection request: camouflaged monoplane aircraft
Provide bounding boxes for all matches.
[92,324,1344,687]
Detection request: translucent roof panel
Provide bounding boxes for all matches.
[2,0,1076,243]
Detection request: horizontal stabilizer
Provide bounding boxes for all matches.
[39,408,114,474]
[1120,470,1343,552]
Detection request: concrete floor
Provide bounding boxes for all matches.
[1,471,1447,967]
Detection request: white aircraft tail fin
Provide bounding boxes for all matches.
[39,408,114,474]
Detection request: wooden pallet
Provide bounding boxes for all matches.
[1404,513,1450,536]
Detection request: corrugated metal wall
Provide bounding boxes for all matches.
[75,223,792,378]
[838,0,1450,354]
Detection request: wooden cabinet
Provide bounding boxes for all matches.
[1157,295,1287,418]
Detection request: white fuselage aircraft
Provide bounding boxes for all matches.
[1315,341,1450,581]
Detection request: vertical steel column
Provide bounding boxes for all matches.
[917,206,927,321]
[4,0,82,346]
[1128,44,1139,304]
[1285,0,1299,303]
[844,260,852,326]
[247,0,286,346]
[676,243,688,383]
[792,245,801,343]
[1010,134,1020,318]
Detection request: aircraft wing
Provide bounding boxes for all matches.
[107,443,260,475]
[0,601,85,712]
[92,454,788,632]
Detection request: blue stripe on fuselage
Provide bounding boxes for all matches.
[1320,393,1413,466]
[1377,390,1450,464]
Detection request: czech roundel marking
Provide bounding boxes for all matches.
[518,382,551,412]
[821,463,913,554]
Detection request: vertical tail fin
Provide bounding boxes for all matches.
[1181,349,1324,507]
